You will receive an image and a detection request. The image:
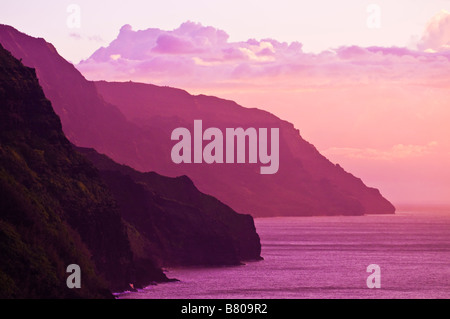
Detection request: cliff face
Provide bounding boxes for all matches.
[0,24,144,170]
[0,41,262,297]
[0,44,168,298]
[76,147,262,266]
[0,24,395,217]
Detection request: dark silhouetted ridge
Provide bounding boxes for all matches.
[0,43,169,298]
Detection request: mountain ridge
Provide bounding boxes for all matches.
[0,43,169,298]
[76,146,262,267]
[96,80,395,216]
[0,42,262,298]
[0,24,395,217]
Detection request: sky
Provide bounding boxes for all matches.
[1,1,450,206]
[1,0,449,63]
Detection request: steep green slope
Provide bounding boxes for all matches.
[0,44,167,298]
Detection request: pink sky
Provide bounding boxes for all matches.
[1,1,450,63]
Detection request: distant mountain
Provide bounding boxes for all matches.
[0,24,395,217]
[76,146,261,267]
[95,81,396,217]
[0,43,168,298]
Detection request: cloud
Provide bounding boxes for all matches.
[110,54,121,61]
[77,21,308,84]
[77,20,450,89]
[418,10,450,52]
[152,34,200,54]
[322,142,438,161]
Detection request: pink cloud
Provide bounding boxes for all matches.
[152,34,200,54]
[418,10,450,52]
[77,21,450,89]
[77,22,310,84]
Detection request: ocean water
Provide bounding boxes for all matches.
[118,210,450,299]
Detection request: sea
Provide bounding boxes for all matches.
[117,209,450,299]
